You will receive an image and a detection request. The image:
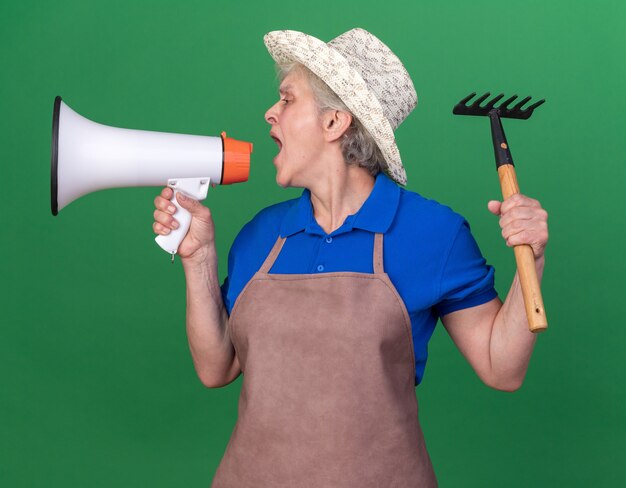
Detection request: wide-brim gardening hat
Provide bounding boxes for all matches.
[264,28,417,185]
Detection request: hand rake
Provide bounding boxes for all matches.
[453,92,547,333]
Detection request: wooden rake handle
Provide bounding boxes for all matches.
[498,164,548,333]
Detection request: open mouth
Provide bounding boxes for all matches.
[270,133,283,150]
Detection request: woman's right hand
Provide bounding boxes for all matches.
[153,187,216,262]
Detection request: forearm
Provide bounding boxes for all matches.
[488,255,544,390]
[181,244,235,387]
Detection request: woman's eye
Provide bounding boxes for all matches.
[281,98,290,104]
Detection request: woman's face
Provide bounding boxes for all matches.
[264,69,327,188]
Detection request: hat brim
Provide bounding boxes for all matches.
[264,30,407,185]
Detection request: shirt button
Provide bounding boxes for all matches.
[317,264,325,272]
[325,236,333,243]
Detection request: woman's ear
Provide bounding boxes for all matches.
[322,110,352,142]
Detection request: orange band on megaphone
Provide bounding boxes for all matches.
[221,132,252,184]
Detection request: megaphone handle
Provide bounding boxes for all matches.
[154,189,193,255]
[154,177,211,256]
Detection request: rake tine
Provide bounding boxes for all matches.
[499,95,518,109]
[512,96,532,111]
[458,92,477,106]
[525,98,546,112]
[472,92,491,107]
[485,93,504,109]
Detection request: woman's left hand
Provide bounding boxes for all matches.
[487,194,549,260]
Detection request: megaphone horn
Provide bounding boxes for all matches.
[51,96,252,255]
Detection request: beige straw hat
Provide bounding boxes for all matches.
[263,28,417,185]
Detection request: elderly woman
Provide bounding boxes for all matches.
[153,29,548,487]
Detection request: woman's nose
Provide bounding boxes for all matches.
[265,102,279,125]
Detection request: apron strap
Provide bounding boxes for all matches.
[259,235,287,273]
[373,233,385,274]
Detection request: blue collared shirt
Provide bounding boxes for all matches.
[221,173,498,385]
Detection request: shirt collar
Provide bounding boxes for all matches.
[280,172,401,237]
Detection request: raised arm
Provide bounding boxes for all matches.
[153,187,241,388]
[441,194,548,391]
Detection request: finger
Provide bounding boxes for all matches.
[176,192,206,216]
[504,229,547,257]
[502,221,535,241]
[500,193,541,214]
[152,221,171,235]
[502,222,548,245]
[502,227,533,246]
[153,209,179,229]
[161,187,174,199]
[499,206,537,227]
[500,216,546,236]
[487,200,502,216]
[154,195,177,214]
[506,233,529,248]
[500,207,548,229]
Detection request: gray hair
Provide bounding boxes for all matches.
[276,62,385,176]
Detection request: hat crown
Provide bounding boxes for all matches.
[327,28,417,130]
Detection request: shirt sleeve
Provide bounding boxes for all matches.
[220,234,240,316]
[434,218,498,317]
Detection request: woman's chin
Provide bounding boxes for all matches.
[274,161,289,188]
[275,171,290,188]
[274,155,295,188]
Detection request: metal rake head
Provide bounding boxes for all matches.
[453,92,545,120]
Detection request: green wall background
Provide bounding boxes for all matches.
[1,1,624,486]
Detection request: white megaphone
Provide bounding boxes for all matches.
[51,96,252,255]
